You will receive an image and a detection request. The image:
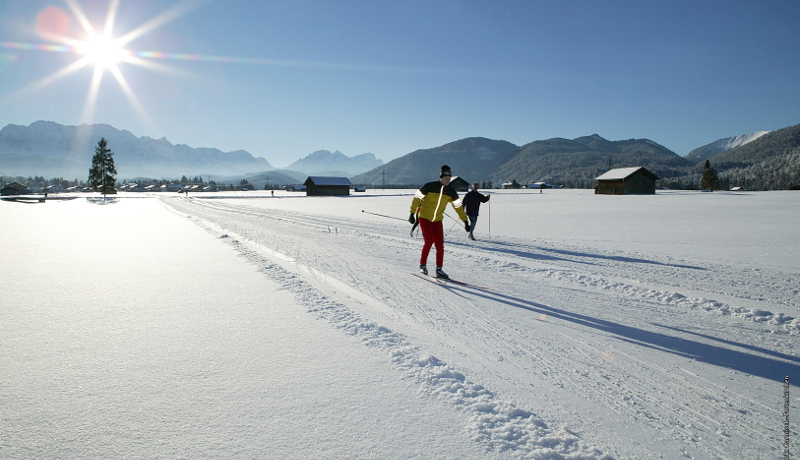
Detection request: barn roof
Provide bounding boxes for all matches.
[4,182,29,190]
[596,166,659,181]
[304,176,353,186]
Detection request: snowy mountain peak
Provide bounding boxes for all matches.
[0,120,273,178]
[286,150,383,176]
[686,131,771,163]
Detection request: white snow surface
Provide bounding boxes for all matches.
[2,188,798,459]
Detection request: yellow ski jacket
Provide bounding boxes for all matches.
[410,181,468,223]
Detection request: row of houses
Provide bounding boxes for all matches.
[0,168,668,197]
[116,183,215,193]
[1,182,96,195]
[500,180,558,189]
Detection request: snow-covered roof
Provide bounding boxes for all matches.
[304,176,353,186]
[595,167,659,181]
[3,182,29,190]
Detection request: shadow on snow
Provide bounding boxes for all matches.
[448,284,797,385]
[450,240,706,270]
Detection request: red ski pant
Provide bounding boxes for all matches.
[418,218,445,267]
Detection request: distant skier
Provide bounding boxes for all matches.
[462,182,490,240]
[409,165,469,279]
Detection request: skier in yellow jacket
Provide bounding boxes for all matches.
[409,165,469,279]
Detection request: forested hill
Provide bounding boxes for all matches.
[351,135,693,188]
[712,123,800,168]
[352,124,799,190]
[350,137,521,186]
[491,135,694,188]
[708,123,800,190]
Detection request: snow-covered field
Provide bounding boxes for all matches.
[2,188,798,459]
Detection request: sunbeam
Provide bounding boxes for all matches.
[115,0,213,48]
[108,64,156,132]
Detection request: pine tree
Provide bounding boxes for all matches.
[700,159,719,191]
[88,138,117,195]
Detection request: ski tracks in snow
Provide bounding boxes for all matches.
[160,197,612,459]
[160,196,797,459]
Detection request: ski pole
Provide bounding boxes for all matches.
[445,218,460,236]
[361,210,406,221]
[488,199,491,240]
[443,211,460,223]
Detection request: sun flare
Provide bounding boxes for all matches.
[79,35,126,70]
[1,0,214,131]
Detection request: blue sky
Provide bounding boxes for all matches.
[1,0,798,167]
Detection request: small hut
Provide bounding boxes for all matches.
[595,167,659,195]
[529,182,555,189]
[1,182,30,196]
[449,176,470,192]
[304,176,352,196]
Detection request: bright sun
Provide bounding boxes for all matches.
[3,0,205,130]
[4,0,218,129]
[80,35,126,69]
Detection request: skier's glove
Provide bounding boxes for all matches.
[464,220,470,232]
[409,213,416,224]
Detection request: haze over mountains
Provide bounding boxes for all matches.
[286,150,383,177]
[0,121,273,179]
[2,120,798,190]
[0,121,384,182]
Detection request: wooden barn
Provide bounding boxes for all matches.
[1,182,30,196]
[304,176,352,196]
[449,176,470,192]
[595,167,659,195]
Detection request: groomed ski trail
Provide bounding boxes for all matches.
[160,195,798,460]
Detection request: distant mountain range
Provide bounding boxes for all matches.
[0,121,385,183]
[351,125,799,190]
[2,120,798,190]
[286,150,383,177]
[0,121,273,179]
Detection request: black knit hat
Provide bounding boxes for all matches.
[440,164,452,178]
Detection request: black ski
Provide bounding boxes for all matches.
[411,272,490,290]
